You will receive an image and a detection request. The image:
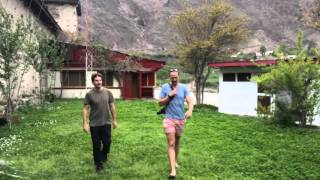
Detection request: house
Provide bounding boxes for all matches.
[48,42,165,99]
[208,59,276,116]
[0,0,63,98]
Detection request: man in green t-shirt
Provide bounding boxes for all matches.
[82,73,117,172]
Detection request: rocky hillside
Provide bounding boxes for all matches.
[78,0,319,54]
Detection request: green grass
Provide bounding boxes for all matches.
[1,100,320,179]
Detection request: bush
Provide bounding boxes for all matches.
[254,32,320,126]
[193,104,218,112]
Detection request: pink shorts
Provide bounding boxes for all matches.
[163,118,186,136]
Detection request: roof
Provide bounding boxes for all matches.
[23,0,62,34]
[57,42,166,71]
[107,50,166,72]
[208,59,276,68]
[42,0,81,16]
[42,0,79,5]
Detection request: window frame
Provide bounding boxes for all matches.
[61,70,86,88]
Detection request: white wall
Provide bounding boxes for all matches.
[52,88,121,99]
[0,0,52,33]
[16,68,40,97]
[0,0,52,99]
[218,71,258,116]
[50,71,121,99]
[47,4,78,36]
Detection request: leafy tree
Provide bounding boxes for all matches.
[36,33,65,102]
[274,43,292,56]
[86,44,143,87]
[0,9,35,128]
[260,45,266,56]
[255,32,320,126]
[170,0,248,104]
[29,32,63,103]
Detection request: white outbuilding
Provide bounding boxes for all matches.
[208,59,276,116]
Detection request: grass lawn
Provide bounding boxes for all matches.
[1,99,320,179]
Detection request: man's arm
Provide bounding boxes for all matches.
[158,96,172,106]
[185,95,194,119]
[110,103,117,129]
[82,105,90,133]
[158,87,177,106]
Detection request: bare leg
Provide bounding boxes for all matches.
[166,133,176,176]
[175,135,181,167]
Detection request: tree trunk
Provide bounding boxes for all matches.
[194,56,210,105]
[6,79,11,129]
[16,67,28,99]
[200,68,212,104]
[195,71,202,104]
[59,71,63,99]
[48,71,56,102]
[39,72,44,104]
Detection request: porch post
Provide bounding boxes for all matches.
[138,72,142,98]
[121,72,125,99]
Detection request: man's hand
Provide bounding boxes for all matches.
[185,110,192,119]
[169,87,177,97]
[83,124,90,133]
[112,121,117,129]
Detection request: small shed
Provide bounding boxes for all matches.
[208,59,276,116]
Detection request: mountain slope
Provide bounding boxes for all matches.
[78,0,319,54]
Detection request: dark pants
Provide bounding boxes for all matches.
[90,124,112,166]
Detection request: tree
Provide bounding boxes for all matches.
[86,44,143,87]
[32,33,64,103]
[170,0,248,104]
[255,32,320,126]
[0,9,35,128]
[274,43,293,56]
[260,45,266,56]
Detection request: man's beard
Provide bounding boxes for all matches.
[95,84,102,89]
[171,80,177,85]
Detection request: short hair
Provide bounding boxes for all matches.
[91,73,103,82]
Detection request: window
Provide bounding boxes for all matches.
[63,45,72,64]
[223,73,236,81]
[99,71,113,86]
[142,73,155,86]
[237,73,251,81]
[62,71,85,87]
[257,95,271,113]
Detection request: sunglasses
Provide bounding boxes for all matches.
[169,68,178,72]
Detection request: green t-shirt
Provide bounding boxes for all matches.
[84,88,114,127]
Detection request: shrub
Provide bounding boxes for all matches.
[254,32,320,126]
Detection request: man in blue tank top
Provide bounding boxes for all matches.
[158,68,193,179]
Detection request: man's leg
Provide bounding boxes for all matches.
[175,119,185,168]
[101,124,112,162]
[90,126,103,171]
[166,133,176,176]
[175,134,181,167]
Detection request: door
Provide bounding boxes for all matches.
[122,72,139,99]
